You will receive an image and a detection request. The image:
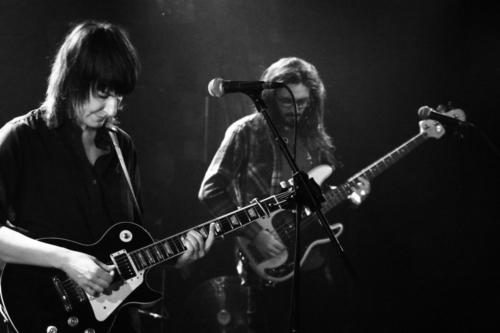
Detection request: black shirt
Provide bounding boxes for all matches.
[0,108,142,242]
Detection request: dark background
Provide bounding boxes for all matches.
[1,0,499,332]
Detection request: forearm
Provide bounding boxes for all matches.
[0,226,71,270]
[199,173,238,216]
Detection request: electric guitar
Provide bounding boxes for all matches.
[0,190,295,333]
[236,112,464,283]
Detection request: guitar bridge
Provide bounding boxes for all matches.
[52,276,73,312]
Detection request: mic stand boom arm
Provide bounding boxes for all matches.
[247,93,356,333]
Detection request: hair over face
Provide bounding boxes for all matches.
[42,21,140,127]
[259,57,339,166]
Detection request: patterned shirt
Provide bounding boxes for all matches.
[199,113,333,238]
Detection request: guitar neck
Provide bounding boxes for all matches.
[128,191,292,271]
[322,130,429,211]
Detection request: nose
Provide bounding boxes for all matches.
[103,96,120,117]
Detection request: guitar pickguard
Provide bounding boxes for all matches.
[89,270,144,321]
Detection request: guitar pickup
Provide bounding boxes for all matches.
[110,250,137,280]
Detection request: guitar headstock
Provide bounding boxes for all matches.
[419,107,467,139]
[419,119,445,139]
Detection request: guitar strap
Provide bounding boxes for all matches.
[107,126,143,224]
[0,303,14,333]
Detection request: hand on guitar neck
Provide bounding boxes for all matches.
[175,223,216,268]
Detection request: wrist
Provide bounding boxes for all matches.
[52,247,73,270]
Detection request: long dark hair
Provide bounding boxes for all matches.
[260,57,339,166]
[42,21,140,127]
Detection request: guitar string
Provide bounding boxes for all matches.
[54,188,325,290]
[268,134,423,243]
[112,192,293,271]
[57,132,427,288]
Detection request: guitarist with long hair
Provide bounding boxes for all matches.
[199,57,369,332]
[0,21,214,333]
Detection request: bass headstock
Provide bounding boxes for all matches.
[419,119,445,139]
[418,105,467,139]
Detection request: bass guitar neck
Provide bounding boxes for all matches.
[237,115,455,282]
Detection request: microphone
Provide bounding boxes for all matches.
[207,77,285,97]
[418,106,471,127]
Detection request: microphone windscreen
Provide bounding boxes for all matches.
[207,78,224,97]
[417,106,433,119]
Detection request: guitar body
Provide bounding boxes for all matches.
[0,191,298,332]
[0,222,161,333]
[237,210,343,282]
[236,165,343,282]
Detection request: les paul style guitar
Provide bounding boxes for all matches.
[0,190,295,333]
[236,111,465,283]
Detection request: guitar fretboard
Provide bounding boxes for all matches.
[127,191,293,271]
[323,130,429,211]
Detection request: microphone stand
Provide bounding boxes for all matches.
[247,93,357,333]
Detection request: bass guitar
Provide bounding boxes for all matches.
[0,189,294,333]
[236,113,463,283]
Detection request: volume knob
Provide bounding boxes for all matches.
[67,316,79,327]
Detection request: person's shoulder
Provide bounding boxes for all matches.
[0,109,44,137]
[0,110,42,148]
[7,108,42,125]
[229,113,262,132]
